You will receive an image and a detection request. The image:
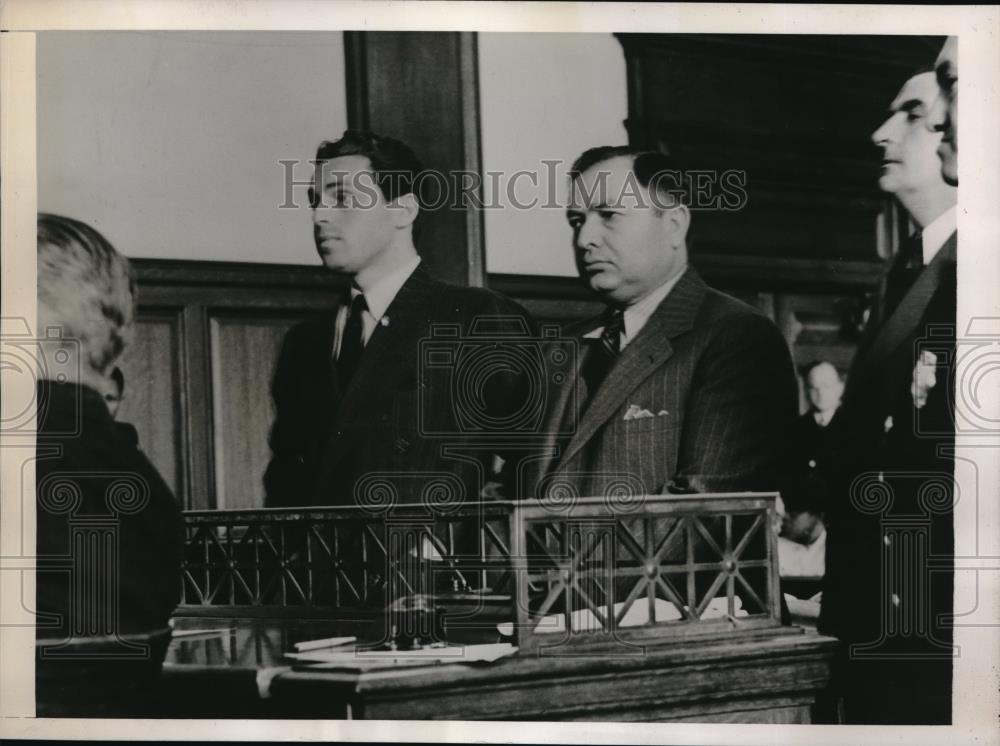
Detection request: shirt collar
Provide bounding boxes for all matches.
[351,255,421,321]
[584,266,687,346]
[921,206,956,266]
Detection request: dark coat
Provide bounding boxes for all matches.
[820,233,956,724]
[264,267,536,508]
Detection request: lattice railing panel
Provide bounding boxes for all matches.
[510,494,782,650]
[179,504,515,617]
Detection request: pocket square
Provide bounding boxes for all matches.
[624,404,655,420]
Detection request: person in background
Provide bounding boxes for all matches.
[35,214,183,716]
[793,360,847,482]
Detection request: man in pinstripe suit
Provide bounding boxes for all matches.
[531,147,798,502]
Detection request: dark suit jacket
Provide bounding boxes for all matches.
[527,267,798,501]
[265,266,535,508]
[820,233,956,723]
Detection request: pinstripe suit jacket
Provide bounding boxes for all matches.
[527,268,798,500]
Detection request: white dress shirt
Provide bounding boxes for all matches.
[332,255,421,358]
[920,205,956,266]
[583,266,688,349]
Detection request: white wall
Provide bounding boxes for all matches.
[478,33,628,276]
[37,31,347,265]
[36,32,626,274]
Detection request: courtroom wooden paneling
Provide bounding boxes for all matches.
[345,31,485,287]
[117,310,185,495]
[617,33,943,264]
[130,259,345,509]
[209,314,303,509]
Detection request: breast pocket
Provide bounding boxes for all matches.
[621,414,679,435]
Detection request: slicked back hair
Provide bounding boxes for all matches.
[37,214,137,375]
[314,129,424,203]
[569,145,692,209]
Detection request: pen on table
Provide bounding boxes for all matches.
[293,635,357,652]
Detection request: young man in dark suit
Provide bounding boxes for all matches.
[531,146,798,502]
[820,66,958,724]
[264,131,532,510]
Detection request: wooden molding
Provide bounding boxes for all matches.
[341,31,486,288]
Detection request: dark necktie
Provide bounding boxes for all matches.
[883,232,924,319]
[337,293,368,387]
[580,308,625,406]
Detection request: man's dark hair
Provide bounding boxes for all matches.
[569,145,691,208]
[314,130,424,203]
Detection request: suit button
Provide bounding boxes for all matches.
[883,415,894,433]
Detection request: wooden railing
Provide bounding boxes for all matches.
[179,493,783,650]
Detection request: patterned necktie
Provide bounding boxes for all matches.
[580,308,625,405]
[337,293,368,387]
[883,232,924,320]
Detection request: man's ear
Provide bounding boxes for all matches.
[662,204,690,250]
[390,192,420,229]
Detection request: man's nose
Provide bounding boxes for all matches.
[575,215,600,251]
[313,204,335,224]
[926,93,947,132]
[871,119,891,147]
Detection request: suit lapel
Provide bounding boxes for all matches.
[848,233,956,397]
[555,268,705,473]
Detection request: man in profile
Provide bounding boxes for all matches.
[820,65,958,724]
[533,146,798,501]
[265,130,532,510]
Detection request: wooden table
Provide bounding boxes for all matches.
[161,616,837,722]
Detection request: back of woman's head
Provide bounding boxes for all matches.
[37,214,136,377]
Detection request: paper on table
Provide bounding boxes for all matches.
[171,627,233,638]
[783,593,821,620]
[497,596,747,636]
[293,635,356,652]
[285,642,517,667]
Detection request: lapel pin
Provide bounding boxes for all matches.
[380,316,390,327]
